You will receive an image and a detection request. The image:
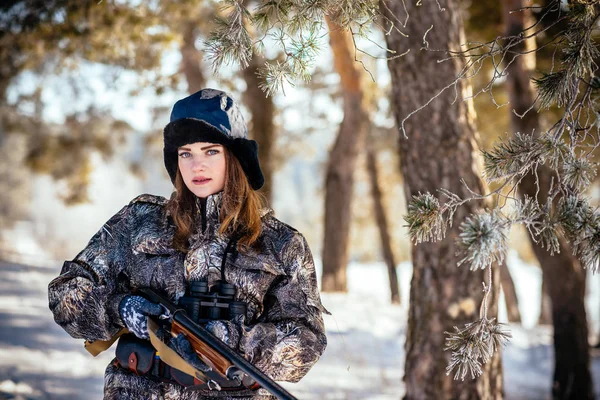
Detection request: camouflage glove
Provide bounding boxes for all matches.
[169,333,212,372]
[205,319,242,350]
[118,295,163,339]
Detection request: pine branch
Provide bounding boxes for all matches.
[204,1,253,72]
[404,193,446,243]
[257,60,295,97]
[562,157,597,192]
[557,195,594,239]
[482,133,544,183]
[538,214,562,256]
[204,0,382,94]
[512,195,542,224]
[562,30,599,78]
[533,70,576,110]
[538,136,569,170]
[457,210,510,271]
[445,318,511,381]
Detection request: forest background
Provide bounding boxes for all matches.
[1,0,600,399]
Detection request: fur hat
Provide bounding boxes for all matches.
[163,89,264,190]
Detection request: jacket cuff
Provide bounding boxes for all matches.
[239,323,277,371]
[107,293,129,329]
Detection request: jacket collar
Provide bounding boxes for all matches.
[190,191,223,241]
[192,191,274,232]
[131,192,223,255]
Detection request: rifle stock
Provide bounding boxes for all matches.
[171,320,232,374]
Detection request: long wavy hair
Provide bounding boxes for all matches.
[167,147,266,252]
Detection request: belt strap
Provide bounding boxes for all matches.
[112,357,248,392]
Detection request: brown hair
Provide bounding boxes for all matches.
[167,147,266,252]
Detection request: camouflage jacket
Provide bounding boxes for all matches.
[48,192,328,399]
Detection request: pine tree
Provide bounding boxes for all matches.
[381,0,505,396]
[403,2,598,397]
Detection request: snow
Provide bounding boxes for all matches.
[0,255,599,399]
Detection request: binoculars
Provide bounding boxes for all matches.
[179,280,247,323]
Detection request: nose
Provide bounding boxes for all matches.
[192,158,207,172]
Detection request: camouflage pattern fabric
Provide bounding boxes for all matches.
[48,191,328,399]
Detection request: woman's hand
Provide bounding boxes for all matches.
[118,295,163,339]
[205,320,242,349]
[169,333,212,372]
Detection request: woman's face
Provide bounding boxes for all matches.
[177,142,226,198]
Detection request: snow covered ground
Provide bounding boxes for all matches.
[0,253,599,399]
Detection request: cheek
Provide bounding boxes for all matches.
[216,157,227,180]
[178,159,192,179]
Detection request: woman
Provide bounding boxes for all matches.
[48,89,328,399]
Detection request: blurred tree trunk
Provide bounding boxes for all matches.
[381,1,503,398]
[367,141,400,304]
[180,21,206,94]
[242,53,275,204]
[538,278,552,325]
[236,2,276,203]
[499,262,521,323]
[502,1,593,398]
[321,17,369,292]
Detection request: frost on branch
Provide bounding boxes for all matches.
[457,210,509,271]
[481,133,570,184]
[482,133,542,183]
[445,318,511,381]
[538,212,562,256]
[532,70,575,110]
[562,158,597,193]
[404,193,446,243]
[203,0,381,94]
[558,196,600,273]
[204,0,253,72]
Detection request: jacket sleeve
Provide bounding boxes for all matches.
[238,233,328,382]
[48,204,133,341]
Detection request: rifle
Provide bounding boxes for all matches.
[136,287,298,400]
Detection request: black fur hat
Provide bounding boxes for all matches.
[163,89,264,190]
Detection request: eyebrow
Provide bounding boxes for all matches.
[178,144,222,152]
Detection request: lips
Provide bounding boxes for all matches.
[192,177,212,185]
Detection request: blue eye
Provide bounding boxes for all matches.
[178,152,191,158]
[207,149,220,155]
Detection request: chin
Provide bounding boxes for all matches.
[191,189,214,198]
[186,184,219,199]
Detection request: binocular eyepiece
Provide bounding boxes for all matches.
[179,280,247,323]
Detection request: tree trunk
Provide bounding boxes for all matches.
[321,18,369,292]
[367,143,400,304]
[499,261,521,323]
[381,1,503,398]
[242,53,275,204]
[538,277,552,325]
[532,232,590,400]
[502,1,593,398]
[180,21,206,94]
